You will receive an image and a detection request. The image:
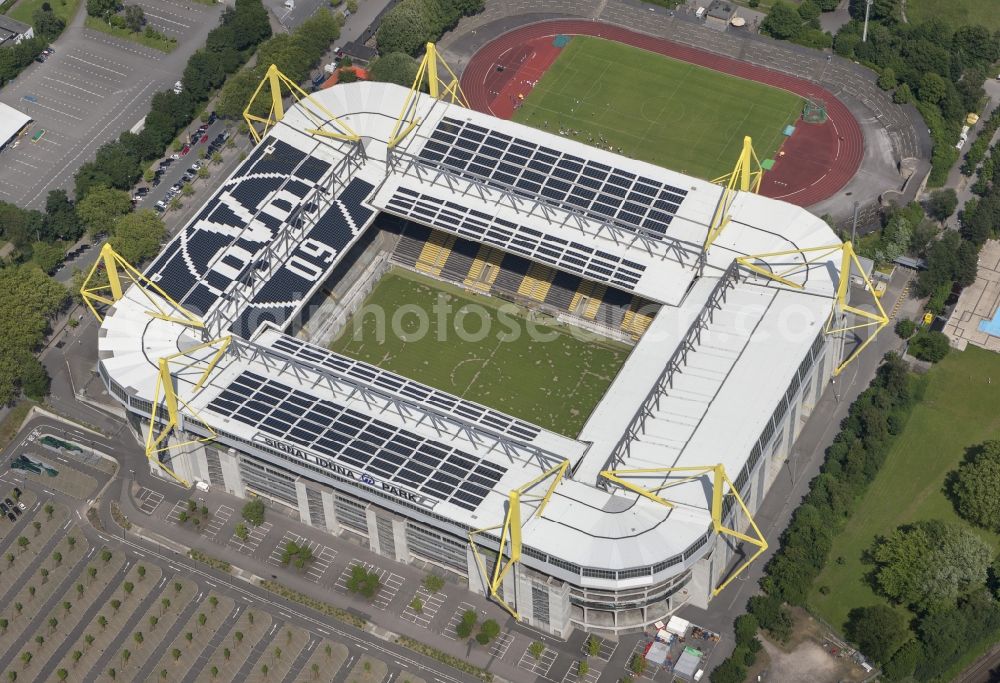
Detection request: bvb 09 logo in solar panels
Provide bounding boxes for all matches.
[360,473,376,486]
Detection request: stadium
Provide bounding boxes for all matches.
[86,48,885,637]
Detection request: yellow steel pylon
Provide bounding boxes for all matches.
[79,243,204,328]
[468,460,569,619]
[735,241,889,376]
[243,64,361,145]
[387,42,469,150]
[145,336,233,487]
[599,465,767,595]
[704,136,764,252]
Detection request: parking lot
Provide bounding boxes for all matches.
[0,1,223,209]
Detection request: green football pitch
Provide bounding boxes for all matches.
[512,36,804,181]
[329,269,631,437]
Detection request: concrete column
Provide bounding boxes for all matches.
[294,479,310,527]
[320,489,341,535]
[365,505,380,555]
[466,545,487,597]
[219,448,243,497]
[392,518,409,563]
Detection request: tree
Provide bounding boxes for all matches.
[797,0,820,21]
[134,631,143,647]
[345,565,381,599]
[67,536,76,549]
[43,189,82,242]
[75,186,132,236]
[171,648,182,661]
[87,0,117,17]
[16,537,28,553]
[476,619,500,645]
[120,648,130,667]
[185,632,194,645]
[34,635,43,648]
[40,568,49,583]
[909,331,950,362]
[409,597,423,613]
[871,519,992,610]
[845,604,908,663]
[528,641,544,660]
[423,574,445,593]
[209,595,218,610]
[149,615,158,630]
[123,581,134,598]
[950,441,1000,531]
[101,550,112,563]
[211,665,219,678]
[234,522,249,541]
[761,1,803,40]
[85,634,94,648]
[876,67,897,91]
[62,601,71,615]
[577,660,589,677]
[161,598,171,613]
[20,652,30,668]
[893,82,913,104]
[223,648,230,661]
[98,616,108,629]
[123,4,145,32]
[198,613,207,627]
[52,551,61,565]
[926,189,958,221]
[72,649,83,664]
[629,654,647,675]
[32,7,65,39]
[586,635,600,657]
[48,617,58,632]
[111,599,121,612]
[89,567,98,582]
[234,631,244,647]
[108,667,116,680]
[108,209,165,264]
[138,565,146,581]
[0,619,6,634]
[918,73,947,105]
[241,498,265,526]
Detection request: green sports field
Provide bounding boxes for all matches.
[512,36,803,181]
[329,269,631,437]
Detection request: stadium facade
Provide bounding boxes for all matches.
[95,79,856,637]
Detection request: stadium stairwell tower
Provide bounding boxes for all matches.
[86,43,887,636]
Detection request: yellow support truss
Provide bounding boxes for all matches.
[243,64,361,145]
[599,465,767,595]
[387,42,469,149]
[736,241,889,375]
[704,136,764,252]
[468,460,569,618]
[80,243,204,328]
[145,336,232,487]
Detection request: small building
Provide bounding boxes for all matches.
[0,102,32,152]
[0,15,34,47]
[705,0,736,29]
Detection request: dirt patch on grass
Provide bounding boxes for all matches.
[757,609,869,683]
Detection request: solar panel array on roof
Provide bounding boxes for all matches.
[208,371,508,511]
[386,186,646,292]
[416,117,688,240]
[269,334,541,441]
[145,139,331,315]
[230,177,376,338]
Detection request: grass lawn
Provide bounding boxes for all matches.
[512,36,803,181]
[83,15,178,53]
[7,0,79,24]
[329,269,631,437]
[906,0,1000,31]
[809,346,1000,631]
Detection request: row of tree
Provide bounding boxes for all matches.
[833,3,998,186]
[74,0,271,202]
[375,0,484,57]
[216,9,341,119]
[762,0,997,188]
[711,353,916,682]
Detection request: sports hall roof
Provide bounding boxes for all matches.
[100,81,842,577]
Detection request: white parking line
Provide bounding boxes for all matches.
[41,76,106,98]
[143,10,191,29]
[23,99,82,121]
[400,587,446,628]
[443,602,483,641]
[65,54,127,77]
[518,645,556,677]
[335,560,403,609]
[201,504,233,540]
[229,520,272,554]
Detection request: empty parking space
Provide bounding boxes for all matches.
[581,636,617,662]
[443,601,487,641]
[136,487,163,515]
[490,632,515,660]
[267,531,337,582]
[400,587,446,628]
[229,520,272,555]
[0,2,222,208]
[164,499,186,523]
[201,504,233,540]
[334,559,404,610]
[518,644,557,677]
[561,662,601,683]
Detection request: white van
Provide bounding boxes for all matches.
[695,6,706,17]
[195,481,210,492]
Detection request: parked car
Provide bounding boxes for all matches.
[4,498,14,508]
[5,513,14,523]
[207,111,217,124]
[180,144,191,156]
[0,503,8,515]
[135,187,149,196]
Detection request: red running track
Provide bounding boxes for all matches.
[460,20,863,208]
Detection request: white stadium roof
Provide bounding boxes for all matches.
[100,81,842,578]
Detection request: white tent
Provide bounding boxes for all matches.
[0,102,31,149]
[666,615,690,636]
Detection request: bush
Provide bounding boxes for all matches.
[950,441,1000,532]
[909,330,950,362]
[894,318,915,339]
[926,189,958,221]
[241,498,265,526]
